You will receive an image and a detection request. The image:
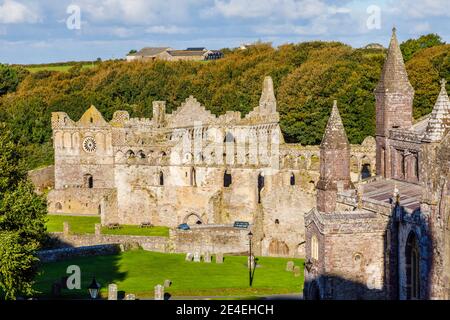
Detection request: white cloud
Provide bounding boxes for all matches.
[146,25,190,35]
[0,0,40,24]
[388,0,450,18]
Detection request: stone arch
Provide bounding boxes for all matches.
[224,170,232,188]
[257,172,265,204]
[183,213,203,225]
[268,239,289,256]
[361,155,372,179]
[190,167,197,186]
[54,131,64,149]
[307,281,321,300]
[405,231,420,300]
[55,202,63,212]
[63,132,72,149]
[137,150,146,159]
[84,174,94,189]
[126,150,135,158]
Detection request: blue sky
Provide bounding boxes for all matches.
[0,0,448,64]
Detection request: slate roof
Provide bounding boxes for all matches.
[132,47,170,57]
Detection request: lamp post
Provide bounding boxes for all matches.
[88,276,101,299]
[248,231,253,287]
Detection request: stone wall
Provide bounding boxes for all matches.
[37,244,121,263]
[28,165,55,193]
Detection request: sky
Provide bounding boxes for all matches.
[0,0,448,64]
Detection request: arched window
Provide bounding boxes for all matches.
[311,235,319,261]
[290,173,296,186]
[159,171,164,186]
[137,150,146,159]
[406,232,420,300]
[55,202,63,212]
[84,174,94,189]
[126,150,135,158]
[257,173,265,204]
[224,170,232,188]
[190,167,197,186]
[275,219,280,225]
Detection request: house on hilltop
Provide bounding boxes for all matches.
[127,47,224,62]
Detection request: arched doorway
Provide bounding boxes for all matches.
[406,232,420,300]
[268,239,289,256]
[184,213,203,225]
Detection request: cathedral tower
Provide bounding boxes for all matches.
[316,101,353,213]
[375,28,414,177]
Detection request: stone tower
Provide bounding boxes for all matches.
[259,76,277,114]
[375,28,414,177]
[316,101,353,213]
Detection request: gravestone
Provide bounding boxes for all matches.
[216,253,224,264]
[286,261,295,272]
[204,252,211,263]
[248,255,256,269]
[193,252,201,262]
[164,280,172,288]
[185,253,193,261]
[125,294,136,300]
[154,284,164,300]
[63,222,70,236]
[95,224,102,237]
[108,284,118,300]
[293,266,301,277]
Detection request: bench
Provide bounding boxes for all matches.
[107,223,121,230]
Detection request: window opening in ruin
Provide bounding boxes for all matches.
[224,170,232,187]
[258,173,265,204]
[84,174,94,189]
[311,235,319,261]
[290,173,296,186]
[275,219,280,225]
[406,232,420,300]
[159,171,164,186]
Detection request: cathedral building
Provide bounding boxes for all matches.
[304,28,450,300]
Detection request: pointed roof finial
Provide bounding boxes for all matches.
[423,78,450,142]
[375,28,413,93]
[320,100,349,149]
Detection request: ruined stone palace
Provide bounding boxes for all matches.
[304,29,450,300]
[48,76,375,258]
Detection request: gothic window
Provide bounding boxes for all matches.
[290,173,296,186]
[190,167,197,186]
[126,150,135,158]
[159,171,164,186]
[84,174,94,189]
[311,235,319,261]
[406,232,420,300]
[257,173,265,204]
[224,170,232,188]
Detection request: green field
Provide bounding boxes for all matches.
[46,215,170,237]
[25,64,96,73]
[35,250,304,299]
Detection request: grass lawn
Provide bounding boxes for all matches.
[26,64,96,73]
[46,215,170,237]
[35,250,304,299]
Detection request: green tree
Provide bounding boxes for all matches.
[0,124,47,300]
[0,64,20,96]
[401,34,445,62]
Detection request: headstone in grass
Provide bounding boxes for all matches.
[286,261,295,272]
[108,284,118,300]
[204,252,211,263]
[293,266,301,277]
[154,284,164,300]
[164,280,172,288]
[185,253,193,261]
[194,251,201,262]
[125,294,136,300]
[216,253,224,264]
[63,221,70,236]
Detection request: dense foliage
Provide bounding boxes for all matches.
[0,124,47,300]
[0,35,448,170]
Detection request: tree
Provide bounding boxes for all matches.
[401,34,445,62]
[128,49,137,55]
[0,124,47,300]
[0,64,19,96]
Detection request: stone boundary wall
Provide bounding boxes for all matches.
[37,244,121,263]
[48,232,169,253]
